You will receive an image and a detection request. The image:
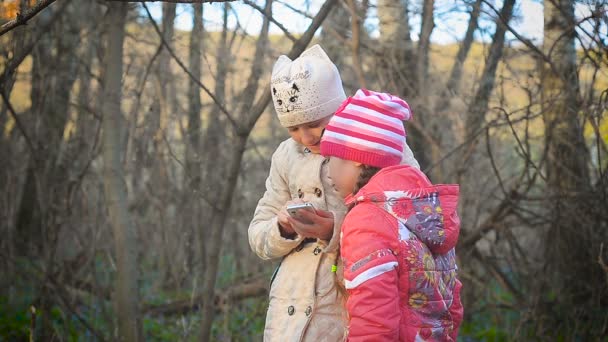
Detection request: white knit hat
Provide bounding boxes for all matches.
[271,44,347,127]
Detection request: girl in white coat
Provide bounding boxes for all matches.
[248,44,419,342]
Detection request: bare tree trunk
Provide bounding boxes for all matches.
[377,0,414,93]
[441,0,482,102]
[428,0,482,181]
[377,0,413,63]
[414,0,440,178]
[542,0,591,302]
[346,0,367,88]
[101,3,142,341]
[417,0,434,95]
[460,0,516,170]
[15,3,80,257]
[154,3,178,288]
[199,3,231,340]
[377,0,435,173]
[320,1,350,68]
[183,2,204,287]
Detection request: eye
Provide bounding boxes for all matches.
[290,96,298,103]
[277,99,283,105]
[288,127,298,132]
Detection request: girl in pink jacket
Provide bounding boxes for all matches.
[320,89,464,341]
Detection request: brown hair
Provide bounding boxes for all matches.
[352,165,382,196]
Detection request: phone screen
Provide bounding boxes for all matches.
[287,204,315,224]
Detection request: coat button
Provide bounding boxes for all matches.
[314,188,322,197]
[288,306,295,315]
[295,243,304,252]
[305,306,312,316]
[313,246,322,255]
[297,189,304,199]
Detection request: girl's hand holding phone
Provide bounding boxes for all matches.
[277,199,305,238]
[287,206,334,241]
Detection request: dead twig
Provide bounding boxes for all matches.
[0,0,57,36]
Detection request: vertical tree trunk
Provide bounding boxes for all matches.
[377,0,414,92]
[346,0,367,88]
[101,3,142,341]
[15,2,80,256]
[461,0,516,167]
[320,2,349,67]
[184,2,204,284]
[199,3,231,340]
[542,0,591,300]
[442,0,482,101]
[378,0,413,64]
[377,0,434,173]
[426,0,482,182]
[417,0,434,95]
[154,3,178,288]
[413,0,438,177]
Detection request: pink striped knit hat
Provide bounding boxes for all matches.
[320,89,412,168]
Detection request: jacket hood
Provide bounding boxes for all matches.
[345,165,460,254]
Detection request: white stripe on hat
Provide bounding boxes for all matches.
[353,89,412,120]
[323,130,403,156]
[331,115,405,142]
[343,103,405,128]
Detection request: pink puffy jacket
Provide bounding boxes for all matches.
[341,164,463,341]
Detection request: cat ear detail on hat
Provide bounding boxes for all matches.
[299,44,332,63]
[272,55,292,75]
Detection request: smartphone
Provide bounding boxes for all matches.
[287,202,315,224]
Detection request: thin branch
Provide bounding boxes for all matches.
[0,0,71,86]
[0,90,39,162]
[0,0,57,36]
[107,0,235,2]
[143,278,267,317]
[140,1,241,133]
[472,247,524,303]
[242,0,296,42]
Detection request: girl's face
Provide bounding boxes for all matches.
[287,116,332,154]
[328,157,362,198]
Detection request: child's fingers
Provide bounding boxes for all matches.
[314,209,334,218]
[287,216,305,228]
[298,209,316,220]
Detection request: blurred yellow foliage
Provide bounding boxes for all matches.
[0,0,36,21]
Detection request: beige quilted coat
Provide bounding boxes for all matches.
[249,137,419,342]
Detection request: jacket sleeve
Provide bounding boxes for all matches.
[449,279,464,340]
[248,144,303,260]
[341,205,401,341]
